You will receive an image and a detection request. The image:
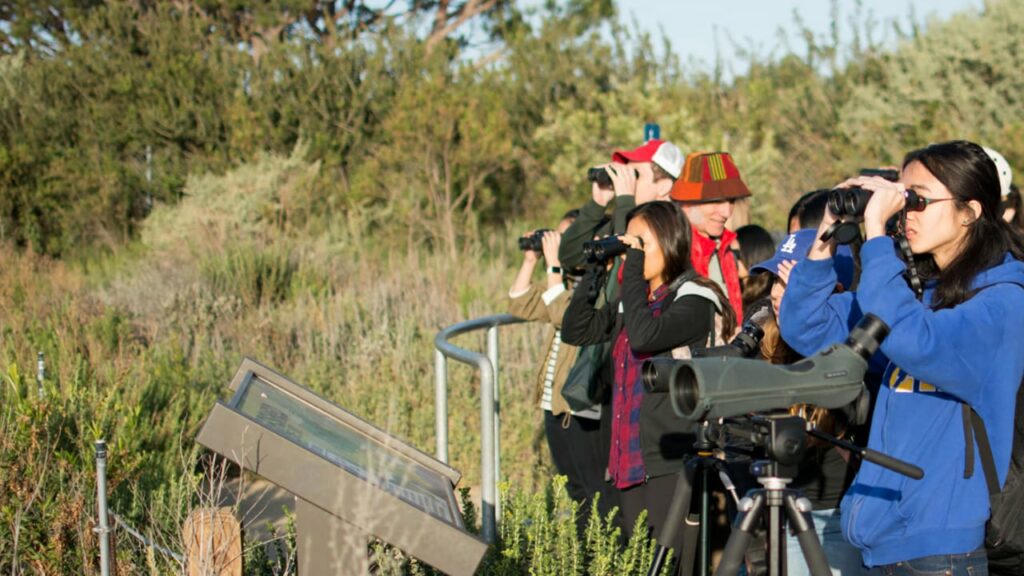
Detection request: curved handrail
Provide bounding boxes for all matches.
[434,314,526,544]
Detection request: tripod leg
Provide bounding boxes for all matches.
[679,512,700,576]
[713,491,765,576]
[699,465,710,576]
[783,494,831,576]
[647,463,697,576]
[766,493,784,576]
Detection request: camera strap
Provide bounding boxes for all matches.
[585,264,608,303]
[894,210,925,299]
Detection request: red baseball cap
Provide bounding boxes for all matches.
[611,139,684,178]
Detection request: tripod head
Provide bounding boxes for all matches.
[705,412,924,481]
[705,414,807,482]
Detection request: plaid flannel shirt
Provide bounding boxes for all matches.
[608,283,670,489]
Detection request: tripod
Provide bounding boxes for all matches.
[649,413,926,576]
[648,423,743,576]
[699,415,827,576]
[714,459,829,576]
[712,415,925,576]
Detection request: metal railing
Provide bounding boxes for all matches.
[434,314,526,544]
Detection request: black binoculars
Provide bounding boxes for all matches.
[827,187,924,218]
[582,236,630,263]
[587,166,639,189]
[517,229,551,251]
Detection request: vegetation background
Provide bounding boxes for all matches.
[1,0,1023,573]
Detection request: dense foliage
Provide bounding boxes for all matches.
[3,1,1020,257]
[2,0,1024,573]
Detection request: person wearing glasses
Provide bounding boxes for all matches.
[779,140,1024,575]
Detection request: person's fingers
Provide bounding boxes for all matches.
[542,231,559,250]
[863,183,907,224]
[607,162,625,182]
[619,234,644,250]
[777,259,796,284]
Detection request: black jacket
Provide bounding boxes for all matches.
[562,249,718,478]
[559,196,635,275]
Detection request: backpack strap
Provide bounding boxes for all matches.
[962,403,975,479]
[964,404,1001,495]
[673,280,723,347]
[958,277,1024,491]
[673,281,723,311]
[705,300,717,348]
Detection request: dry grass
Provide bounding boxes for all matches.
[0,152,559,571]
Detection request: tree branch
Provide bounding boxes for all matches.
[425,0,500,54]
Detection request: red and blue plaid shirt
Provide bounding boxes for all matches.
[608,283,671,489]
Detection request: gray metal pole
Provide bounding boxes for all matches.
[36,352,44,399]
[487,326,501,521]
[433,314,525,543]
[435,349,449,463]
[95,440,111,576]
[479,361,496,543]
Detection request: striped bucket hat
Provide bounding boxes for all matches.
[670,151,752,203]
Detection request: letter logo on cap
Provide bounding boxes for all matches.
[780,234,799,255]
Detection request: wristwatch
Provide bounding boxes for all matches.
[546,266,562,275]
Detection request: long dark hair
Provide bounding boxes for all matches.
[735,224,775,310]
[627,201,693,284]
[626,201,737,338]
[903,140,1024,309]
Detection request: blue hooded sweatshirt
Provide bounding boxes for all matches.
[779,236,1024,567]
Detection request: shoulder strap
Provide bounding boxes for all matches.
[673,281,724,312]
[964,405,1001,495]
[959,277,1024,492]
[672,279,723,347]
[962,403,975,479]
[666,269,698,294]
[962,374,1024,494]
[705,301,717,348]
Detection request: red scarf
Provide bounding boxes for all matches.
[689,228,744,325]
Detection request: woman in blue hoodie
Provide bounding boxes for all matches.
[778,140,1024,575]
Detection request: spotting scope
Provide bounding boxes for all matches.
[643,314,889,422]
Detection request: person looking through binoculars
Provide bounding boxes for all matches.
[561,200,736,562]
[748,228,876,576]
[559,139,685,276]
[779,141,1024,575]
[507,210,619,531]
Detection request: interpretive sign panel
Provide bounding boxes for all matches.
[196,358,485,575]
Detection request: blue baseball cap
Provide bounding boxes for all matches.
[750,228,855,289]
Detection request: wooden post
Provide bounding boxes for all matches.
[183,507,243,576]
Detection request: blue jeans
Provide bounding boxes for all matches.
[785,508,879,576]
[879,548,988,576]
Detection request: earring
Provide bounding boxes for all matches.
[962,218,971,226]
